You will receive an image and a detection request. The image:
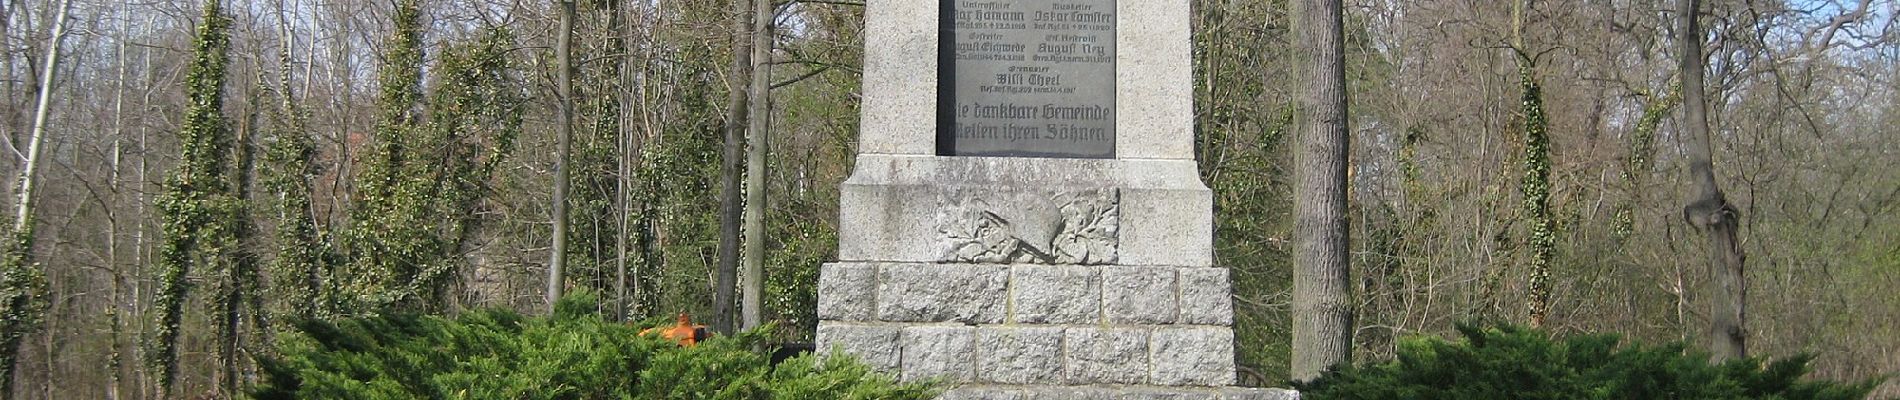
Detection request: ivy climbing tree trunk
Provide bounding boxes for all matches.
[1620,82,1682,334]
[341,0,522,313]
[1512,0,1555,329]
[149,0,236,396]
[1677,0,1747,362]
[220,86,264,398]
[345,0,429,313]
[0,0,71,396]
[1291,0,1352,383]
[267,0,326,322]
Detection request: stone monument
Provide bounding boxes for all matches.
[816,0,1295,398]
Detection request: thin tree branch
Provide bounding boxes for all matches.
[770,65,829,89]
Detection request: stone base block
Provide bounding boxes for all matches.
[937,385,1298,400]
[818,322,1238,387]
[819,262,1236,329]
[815,323,901,372]
[816,259,1243,387]
[1150,327,1237,386]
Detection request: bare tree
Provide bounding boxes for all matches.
[549,0,576,310]
[739,0,773,331]
[11,0,71,236]
[610,0,634,322]
[0,0,71,397]
[1677,0,1745,362]
[1291,0,1352,382]
[715,0,753,335]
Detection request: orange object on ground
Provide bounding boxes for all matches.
[641,313,709,347]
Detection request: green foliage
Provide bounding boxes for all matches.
[149,0,239,392]
[627,3,730,319]
[263,58,331,320]
[1619,83,1680,188]
[1296,323,1883,400]
[1193,0,1297,384]
[759,4,864,338]
[762,217,832,339]
[254,292,934,400]
[1612,83,1681,241]
[260,0,334,323]
[1517,63,1555,326]
[338,0,428,313]
[338,13,522,314]
[558,4,628,303]
[0,228,46,397]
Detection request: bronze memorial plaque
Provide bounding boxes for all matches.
[939,0,1117,158]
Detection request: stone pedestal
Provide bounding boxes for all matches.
[818,0,1292,398]
[817,158,1287,398]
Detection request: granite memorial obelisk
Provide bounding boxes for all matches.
[816,1,1294,397]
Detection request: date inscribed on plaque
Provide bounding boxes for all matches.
[938,0,1116,158]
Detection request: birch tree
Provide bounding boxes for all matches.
[0,0,70,396]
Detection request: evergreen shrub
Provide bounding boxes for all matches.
[253,292,934,399]
[1296,323,1883,400]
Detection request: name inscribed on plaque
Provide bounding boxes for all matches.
[938,0,1116,158]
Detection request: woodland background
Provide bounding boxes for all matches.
[0,0,1891,398]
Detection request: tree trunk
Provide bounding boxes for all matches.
[1512,0,1555,329]
[1677,0,1746,362]
[610,0,632,322]
[715,0,754,335]
[105,2,134,397]
[549,0,577,310]
[153,1,236,394]
[219,101,263,397]
[0,0,72,396]
[1291,0,1352,383]
[11,0,71,235]
[134,17,156,397]
[739,0,773,331]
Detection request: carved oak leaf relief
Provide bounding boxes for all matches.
[937,188,1120,265]
[1051,189,1120,264]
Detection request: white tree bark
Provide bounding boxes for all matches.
[13,0,74,234]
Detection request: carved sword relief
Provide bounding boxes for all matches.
[937,188,1120,264]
